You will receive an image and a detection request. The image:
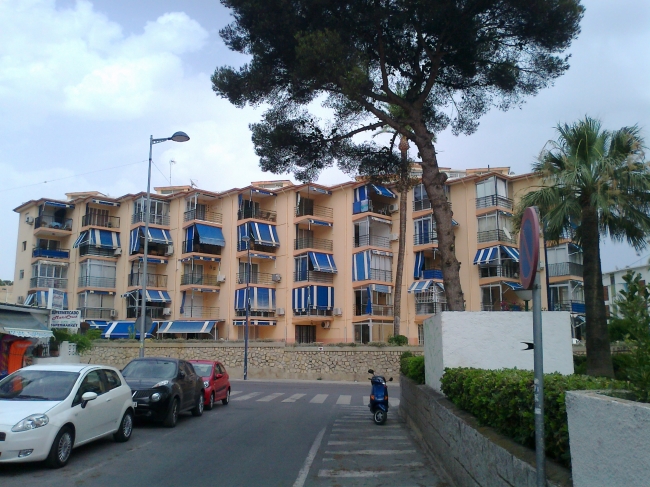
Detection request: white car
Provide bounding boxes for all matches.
[0,364,134,468]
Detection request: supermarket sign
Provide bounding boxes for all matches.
[50,310,81,330]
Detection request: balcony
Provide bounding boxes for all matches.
[180,306,220,319]
[131,212,170,226]
[294,237,333,252]
[237,241,278,253]
[477,229,517,245]
[29,277,67,289]
[82,214,120,229]
[129,273,168,288]
[412,199,452,212]
[293,308,333,317]
[183,239,222,256]
[78,245,118,258]
[478,264,519,279]
[78,276,116,288]
[32,248,70,260]
[237,208,277,222]
[183,209,222,224]
[369,269,392,282]
[295,204,334,219]
[414,231,438,246]
[78,308,115,320]
[127,306,166,319]
[353,235,391,249]
[181,273,222,287]
[235,309,276,317]
[415,302,447,315]
[34,215,73,231]
[236,272,276,285]
[294,271,334,284]
[550,300,585,313]
[481,303,524,312]
[422,268,443,280]
[476,195,513,210]
[354,304,394,317]
[547,262,583,278]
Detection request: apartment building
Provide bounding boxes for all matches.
[11,167,585,344]
[603,263,650,318]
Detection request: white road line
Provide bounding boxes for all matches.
[366,436,409,440]
[334,420,368,423]
[232,392,263,401]
[362,396,369,405]
[318,470,398,478]
[292,427,326,487]
[324,450,416,455]
[257,393,284,402]
[327,441,358,445]
[310,394,328,403]
[389,398,401,407]
[336,395,351,405]
[282,393,306,403]
[230,391,243,396]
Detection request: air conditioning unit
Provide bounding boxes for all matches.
[217,274,226,283]
[271,273,282,282]
[388,203,399,213]
[164,245,174,256]
[162,308,172,316]
[114,248,123,256]
[276,308,285,316]
[109,309,118,318]
[389,233,399,241]
[333,308,342,316]
[17,296,24,304]
[321,321,331,329]
[25,216,34,225]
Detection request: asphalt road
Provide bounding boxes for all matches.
[0,380,451,487]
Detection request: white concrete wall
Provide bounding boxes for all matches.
[566,391,650,487]
[424,311,574,391]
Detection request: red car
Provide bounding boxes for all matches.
[188,360,231,410]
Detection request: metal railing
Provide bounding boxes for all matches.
[32,248,69,259]
[237,208,277,222]
[481,303,524,311]
[547,262,583,277]
[354,304,394,316]
[353,235,391,248]
[129,273,168,288]
[415,302,447,315]
[477,229,517,244]
[293,308,333,317]
[478,264,519,278]
[82,214,120,228]
[78,276,116,288]
[183,209,223,224]
[293,271,334,283]
[127,306,166,319]
[369,269,392,282]
[295,204,334,219]
[550,300,585,313]
[476,194,514,210]
[34,215,73,231]
[413,200,452,212]
[181,273,222,286]
[131,212,170,226]
[294,237,333,251]
[237,241,278,253]
[29,277,67,289]
[236,272,276,285]
[414,231,438,246]
[183,239,222,256]
[78,245,118,258]
[235,309,276,317]
[180,306,220,319]
[79,308,115,320]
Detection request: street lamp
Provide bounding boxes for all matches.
[240,234,251,380]
[139,131,190,358]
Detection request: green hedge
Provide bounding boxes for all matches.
[441,367,625,468]
[400,351,425,384]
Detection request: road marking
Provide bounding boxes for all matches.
[282,393,306,403]
[292,427,326,487]
[232,392,263,401]
[258,393,284,402]
[390,398,401,407]
[336,395,351,405]
[366,436,408,440]
[324,449,416,455]
[334,420,368,423]
[318,470,398,478]
[230,390,243,396]
[362,396,369,405]
[310,394,328,403]
[328,441,358,445]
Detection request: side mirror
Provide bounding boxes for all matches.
[215,373,223,379]
[81,391,97,409]
[368,369,374,374]
[389,377,393,382]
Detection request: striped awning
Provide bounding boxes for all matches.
[91,199,120,207]
[408,280,444,294]
[139,290,171,303]
[157,321,217,334]
[102,321,156,339]
[503,281,524,291]
[473,247,499,265]
[370,184,397,198]
[370,216,392,225]
[308,252,337,273]
[501,246,520,262]
[73,229,121,249]
[307,219,332,227]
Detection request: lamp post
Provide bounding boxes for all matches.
[139,131,190,358]
[241,235,251,379]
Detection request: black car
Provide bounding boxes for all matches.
[121,357,204,427]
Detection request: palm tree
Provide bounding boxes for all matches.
[518,117,650,377]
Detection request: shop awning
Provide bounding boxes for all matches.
[157,321,217,334]
[501,246,520,262]
[503,281,524,291]
[370,184,397,198]
[193,224,225,247]
[102,321,157,339]
[307,219,332,227]
[249,222,280,247]
[0,311,53,338]
[308,252,337,273]
[139,290,171,303]
[233,320,277,326]
[473,247,499,265]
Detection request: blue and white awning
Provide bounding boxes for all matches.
[157,321,217,334]
[370,216,392,225]
[45,200,74,209]
[234,287,276,311]
[130,227,172,253]
[352,250,372,281]
[233,320,276,326]
[185,287,220,293]
[307,219,332,227]
[91,199,120,207]
[250,188,276,196]
[371,249,392,257]
[414,251,424,279]
[369,284,392,293]
[250,253,276,260]
[292,286,334,311]
[139,290,171,303]
[503,281,524,291]
[249,222,280,247]
[308,186,331,195]
[473,247,499,265]
[308,252,337,273]
[501,246,520,262]
[102,321,157,339]
[370,184,397,198]
[192,224,225,247]
[138,256,168,264]
[408,280,444,293]
[73,229,120,249]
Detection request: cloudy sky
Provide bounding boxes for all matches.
[1,0,649,279]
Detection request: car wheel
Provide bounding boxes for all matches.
[206,392,215,411]
[373,409,387,425]
[46,426,74,468]
[222,388,230,406]
[192,392,204,417]
[163,398,180,428]
[113,410,134,442]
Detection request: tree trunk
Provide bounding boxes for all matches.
[413,127,464,311]
[581,206,614,377]
[393,183,408,337]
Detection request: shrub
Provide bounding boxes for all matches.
[51,329,98,354]
[400,352,424,384]
[388,334,408,346]
[441,367,625,468]
[400,351,414,374]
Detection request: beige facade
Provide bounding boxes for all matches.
[11,167,584,344]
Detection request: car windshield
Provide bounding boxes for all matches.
[0,370,79,401]
[122,360,177,379]
[191,364,213,376]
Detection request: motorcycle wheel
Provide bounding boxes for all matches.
[373,409,387,425]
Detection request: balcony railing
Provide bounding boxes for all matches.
[180,306,220,319]
[235,309,276,317]
[237,241,278,253]
[32,248,70,260]
[183,209,223,224]
[237,208,277,222]
[481,303,524,311]
[127,306,166,319]
[354,304,394,316]
[477,229,517,244]
[369,269,392,282]
[352,199,392,216]
[78,308,115,320]
[413,200,452,212]
[295,204,334,219]
[294,237,333,252]
[82,214,120,228]
[236,272,276,285]
[476,194,514,210]
[79,245,118,258]
[34,215,73,231]
[78,276,116,288]
[478,264,519,279]
[550,300,585,313]
[183,239,222,256]
[547,262,583,277]
[422,268,443,280]
[353,235,391,248]
[129,273,168,288]
[181,273,222,287]
[29,277,67,289]
[414,232,438,246]
[415,302,447,315]
[294,271,334,283]
[293,308,333,317]
[131,212,170,226]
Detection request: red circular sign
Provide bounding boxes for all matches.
[519,207,540,290]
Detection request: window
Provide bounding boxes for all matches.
[37,239,60,250]
[79,259,116,287]
[476,176,508,199]
[32,263,67,280]
[73,370,106,406]
[414,216,435,245]
[78,292,114,310]
[354,324,370,344]
[22,241,26,251]
[295,325,316,344]
[103,370,121,390]
[418,324,424,345]
[477,212,497,232]
[413,183,431,211]
[19,270,24,280]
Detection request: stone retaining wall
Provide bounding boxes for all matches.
[400,375,572,487]
[82,341,422,381]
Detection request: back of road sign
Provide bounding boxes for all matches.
[519,207,540,290]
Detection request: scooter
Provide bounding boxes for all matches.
[367,369,393,425]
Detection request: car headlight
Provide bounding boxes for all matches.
[152,380,169,388]
[150,392,161,402]
[12,414,49,432]
[203,381,209,388]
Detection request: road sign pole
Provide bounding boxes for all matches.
[532,272,545,487]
